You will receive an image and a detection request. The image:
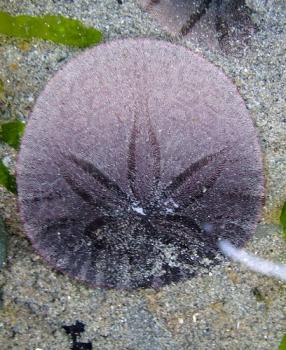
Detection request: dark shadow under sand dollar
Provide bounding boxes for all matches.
[17,39,264,289]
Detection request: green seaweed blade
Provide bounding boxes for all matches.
[0,159,17,194]
[0,120,25,150]
[279,333,286,350]
[280,201,286,240]
[0,11,102,48]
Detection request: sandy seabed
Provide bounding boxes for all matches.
[0,0,286,349]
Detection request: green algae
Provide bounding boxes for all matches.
[281,201,286,240]
[0,120,25,150]
[279,333,286,350]
[0,159,16,194]
[0,11,102,48]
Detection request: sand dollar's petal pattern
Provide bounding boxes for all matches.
[17,39,264,289]
[127,101,161,206]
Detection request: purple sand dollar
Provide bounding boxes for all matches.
[17,39,264,289]
[138,0,257,53]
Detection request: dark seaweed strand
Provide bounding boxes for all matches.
[180,0,213,36]
[165,148,227,196]
[67,153,128,201]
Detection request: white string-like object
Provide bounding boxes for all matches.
[218,239,286,282]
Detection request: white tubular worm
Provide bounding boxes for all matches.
[219,239,286,282]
